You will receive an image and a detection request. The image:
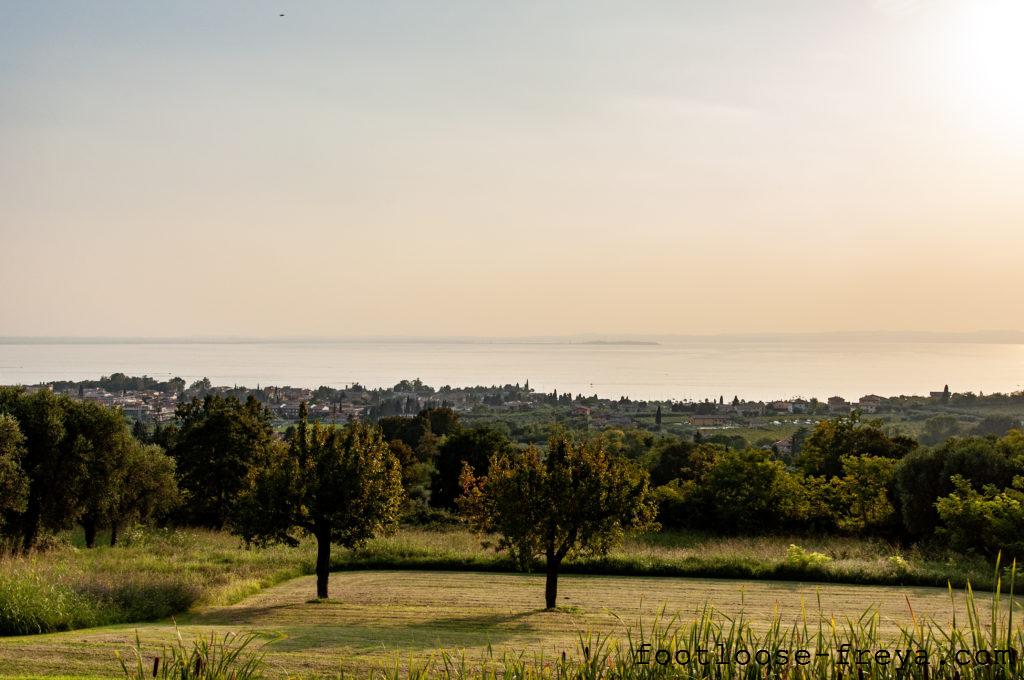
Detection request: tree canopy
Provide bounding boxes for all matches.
[459,433,657,609]
[234,404,404,599]
[170,394,275,527]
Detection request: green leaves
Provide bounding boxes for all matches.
[232,408,405,597]
[459,434,658,570]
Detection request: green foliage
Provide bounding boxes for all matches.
[894,432,1022,539]
[0,388,178,550]
[459,433,657,608]
[0,528,311,635]
[171,395,276,528]
[701,433,748,451]
[72,400,137,547]
[700,449,800,533]
[974,415,1021,437]
[653,447,808,534]
[107,442,179,545]
[118,629,266,680]
[798,413,917,477]
[0,413,29,532]
[431,425,513,509]
[0,389,93,550]
[784,543,832,568]
[233,406,404,598]
[835,454,897,534]
[920,415,963,445]
[648,441,710,487]
[935,475,1024,557]
[598,427,658,460]
[0,563,106,634]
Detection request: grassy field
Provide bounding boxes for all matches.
[1,569,1020,678]
[0,528,1001,639]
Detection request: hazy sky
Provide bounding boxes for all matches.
[2,0,1022,338]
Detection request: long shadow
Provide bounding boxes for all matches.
[181,601,307,626]
[263,609,542,654]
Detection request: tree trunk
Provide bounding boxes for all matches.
[109,522,119,547]
[315,528,331,599]
[545,558,560,610]
[82,516,97,548]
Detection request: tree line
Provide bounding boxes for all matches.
[2,385,1022,608]
[0,388,177,551]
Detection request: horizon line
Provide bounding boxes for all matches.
[2,329,1024,345]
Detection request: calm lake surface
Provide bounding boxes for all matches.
[1,340,1023,402]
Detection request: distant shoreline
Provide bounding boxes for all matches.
[1,330,1023,346]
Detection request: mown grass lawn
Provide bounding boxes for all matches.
[0,527,1001,639]
[2,569,1017,679]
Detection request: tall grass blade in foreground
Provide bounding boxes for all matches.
[117,626,266,680]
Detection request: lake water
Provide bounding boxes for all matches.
[1,340,1023,402]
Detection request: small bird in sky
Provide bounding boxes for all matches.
[279,13,285,17]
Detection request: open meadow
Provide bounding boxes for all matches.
[0,528,1001,638]
[1,529,1021,679]
[1,569,1020,678]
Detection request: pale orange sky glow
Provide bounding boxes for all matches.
[1,1,1022,338]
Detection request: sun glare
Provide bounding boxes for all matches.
[942,0,1024,139]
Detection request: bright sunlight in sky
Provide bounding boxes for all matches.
[1,0,1022,338]
[937,0,1024,141]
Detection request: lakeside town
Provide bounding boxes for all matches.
[12,373,1024,453]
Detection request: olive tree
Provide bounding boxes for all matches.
[0,388,87,552]
[459,434,658,609]
[73,400,134,548]
[233,404,403,599]
[107,441,179,546]
[0,414,29,538]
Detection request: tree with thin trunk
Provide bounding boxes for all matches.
[106,440,179,546]
[233,403,403,599]
[459,433,658,610]
[74,400,133,548]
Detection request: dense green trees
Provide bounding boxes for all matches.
[0,380,1020,569]
[653,445,807,534]
[0,389,90,551]
[459,433,657,609]
[920,415,962,445]
[0,388,178,551]
[893,433,1020,539]
[0,414,29,533]
[935,475,1024,557]
[645,416,1024,550]
[74,401,136,547]
[431,425,513,509]
[836,455,897,534]
[170,395,275,528]
[797,413,916,477]
[106,440,178,546]
[233,405,404,599]
[648,440,704,487]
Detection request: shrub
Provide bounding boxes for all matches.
[0,563,106,634]
[935,475,1024,558]
[785,544,832,568]
[888,554,910,573]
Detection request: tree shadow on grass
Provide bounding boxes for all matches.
[181,601,308,626]
[264,609,543,654]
